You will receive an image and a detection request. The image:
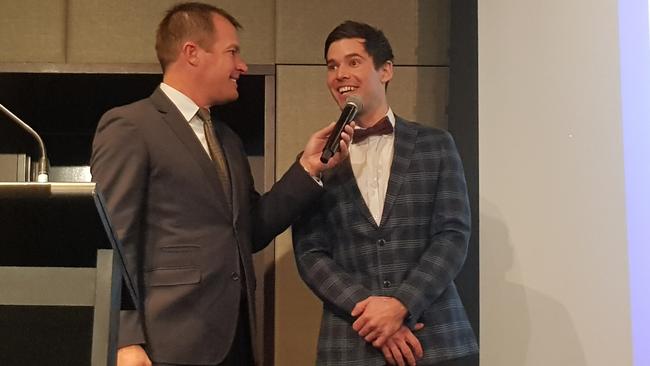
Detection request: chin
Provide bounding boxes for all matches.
[215,93,239,105]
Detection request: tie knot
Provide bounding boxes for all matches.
[197,108,212,123]
[352,116,394,144]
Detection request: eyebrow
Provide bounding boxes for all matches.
[326,53,365,64]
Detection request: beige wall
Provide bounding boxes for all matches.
[0,1,451,364]
[0,1,66,63]
[0,0,275,64]
[479,0,632,365]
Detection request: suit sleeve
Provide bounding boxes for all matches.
[392,131,471,327]
[90,111,148,347]
[292,202,373,315]
[249,156,325,253]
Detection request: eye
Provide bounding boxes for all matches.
[327,64,338,71]
[350,58,361,67]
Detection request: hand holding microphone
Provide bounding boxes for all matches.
[320,95,363,164]
[299,95,362,177]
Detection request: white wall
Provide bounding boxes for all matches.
[478,0,633,365]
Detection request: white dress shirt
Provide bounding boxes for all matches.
[349,108,396,225]
[159,83,211,157]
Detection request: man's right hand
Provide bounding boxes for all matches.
[117,344,152,366]
[299,121,355,176]
[380,324,424,366]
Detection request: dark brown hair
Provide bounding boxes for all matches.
[324,20,394,69]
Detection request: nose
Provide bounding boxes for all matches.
[336,65,349,80]
[237,56,248,74]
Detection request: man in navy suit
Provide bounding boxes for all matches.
[91,3,352,366]
[293,21,478,366]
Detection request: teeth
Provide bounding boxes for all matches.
[338,86,356,94]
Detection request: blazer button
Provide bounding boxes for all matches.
[383,280,391,288]
[377,239,386,247]
[231,272,240,281]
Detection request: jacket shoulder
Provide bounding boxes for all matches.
[99,97,158,126]
[395,116,456,145]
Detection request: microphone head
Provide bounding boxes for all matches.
[345,95,363,112]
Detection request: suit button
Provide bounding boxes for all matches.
[231,272,240,281]
[383,280,391,288]
[377,239,386,247]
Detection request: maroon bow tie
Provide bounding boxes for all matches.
[352,116,394,144]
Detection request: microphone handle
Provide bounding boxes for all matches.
[320,103,358,164]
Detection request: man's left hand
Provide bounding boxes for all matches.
[351,296,408,347]
[381,324,424,366]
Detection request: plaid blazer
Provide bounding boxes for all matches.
[292,117,478,365]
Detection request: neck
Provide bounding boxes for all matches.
[356,104,389,128]
[163,72,210,108]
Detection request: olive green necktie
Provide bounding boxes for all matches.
[197,108,231,204]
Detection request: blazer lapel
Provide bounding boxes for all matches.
[149,88,232,219]
[379,117,416,228]
[332,157,379,229]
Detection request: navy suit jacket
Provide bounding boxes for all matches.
[91,87,323,364]
[293,116,478,365]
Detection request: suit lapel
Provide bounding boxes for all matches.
[149,88,232,219]
[333,117,417,229]
[379,117,416,228]
[337,158,378,228]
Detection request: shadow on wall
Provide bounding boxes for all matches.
[273,231,322,366]
[481,199,586,366]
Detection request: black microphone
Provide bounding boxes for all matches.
[0,104,49,182]
[320,95,363,164]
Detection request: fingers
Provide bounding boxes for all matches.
[371,333,388,348]
[388,340,406,366]
[341,124,354,144]
[351,298,370,317]
[337,124,354,155]
[382,345,397,366]
[343,123,355,142]
[363,327,379,341]
[395,338,417,366]
[358,320,377,337]
[413,322,424,331]
[352,316,367,332]
[404,330,424,360]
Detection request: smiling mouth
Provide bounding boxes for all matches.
[338,86,357,94]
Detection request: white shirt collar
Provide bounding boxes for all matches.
[159,82,201,122]
[357,107,396,130]
[386,107,396,128]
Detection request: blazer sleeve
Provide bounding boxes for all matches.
[292,203,373,315]
[249,157,326,253]
[392,130,471,327]
[90,111,148,347]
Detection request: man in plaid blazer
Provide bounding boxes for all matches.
[292,21,478,366]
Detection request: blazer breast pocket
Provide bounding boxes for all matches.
[154,244,200,269]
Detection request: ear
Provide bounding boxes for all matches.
[180,41,200,66]
[380,60,394,84]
